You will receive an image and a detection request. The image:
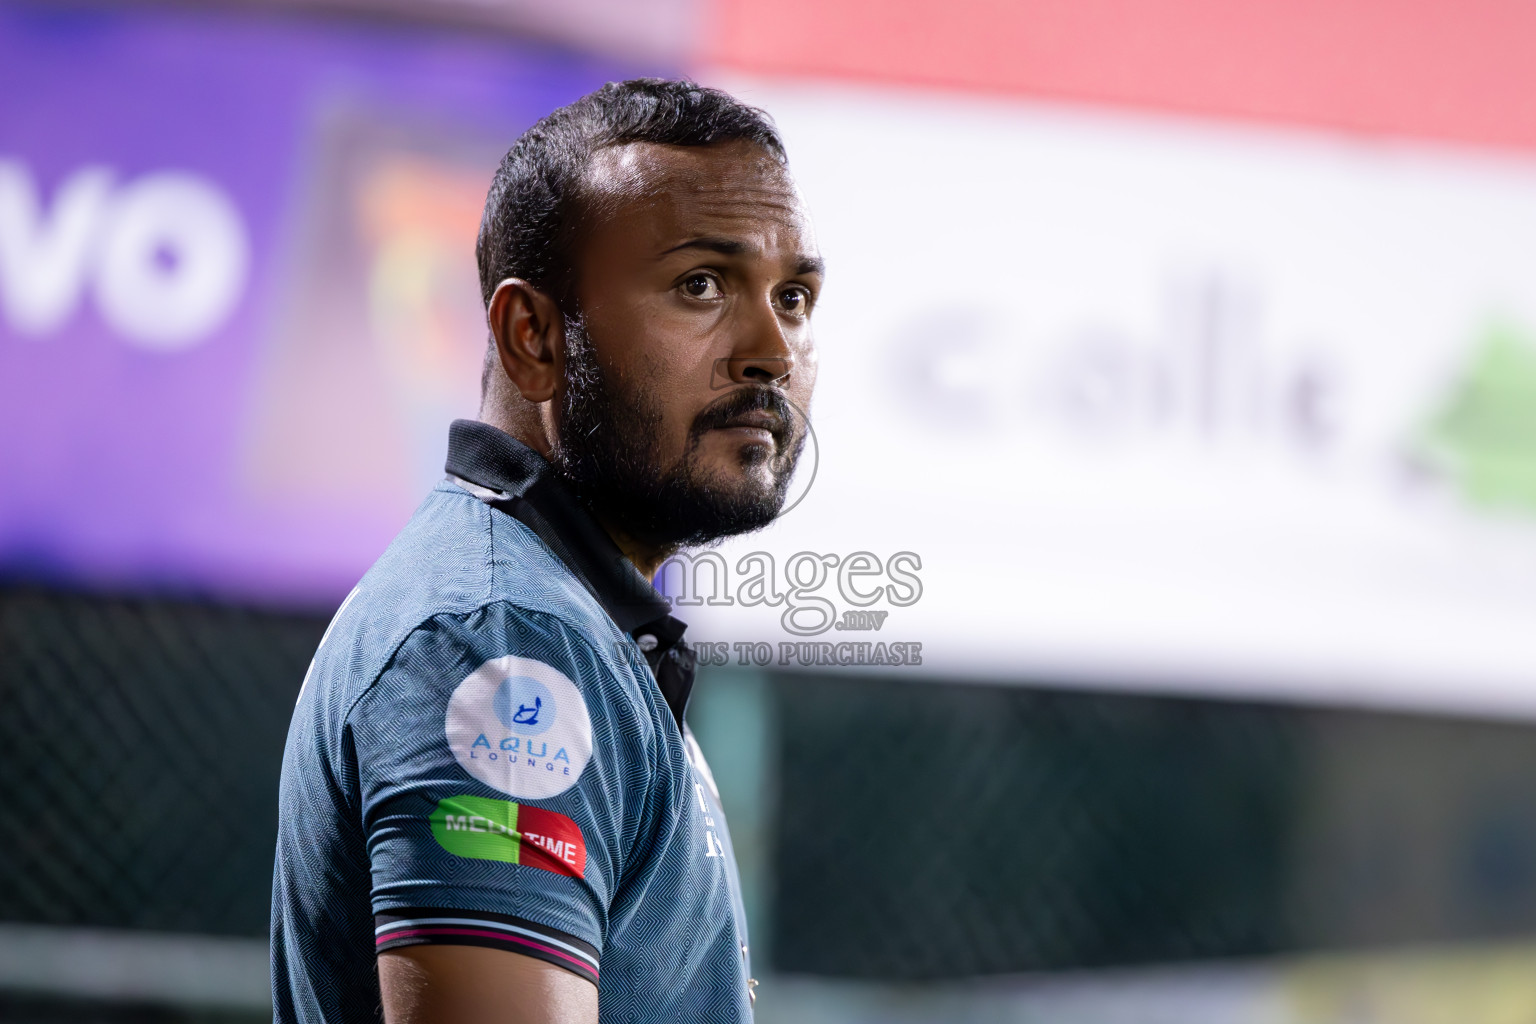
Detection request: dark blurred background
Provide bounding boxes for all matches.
[5,2,1536,1022]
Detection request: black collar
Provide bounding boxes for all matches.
[444,420,694,727]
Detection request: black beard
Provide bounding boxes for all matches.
[550,312,806,549]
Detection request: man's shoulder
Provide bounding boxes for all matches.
[305,481,647,721]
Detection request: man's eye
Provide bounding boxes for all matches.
[682,274,721,299]
[778,287,811,315]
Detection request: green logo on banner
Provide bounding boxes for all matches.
[1414,320,1536,518]
[430,794,522,864]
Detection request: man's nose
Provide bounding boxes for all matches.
[712,301,795,390]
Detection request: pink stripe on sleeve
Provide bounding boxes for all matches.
[376,926,597,977]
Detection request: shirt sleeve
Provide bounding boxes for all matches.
[345,602,660,986]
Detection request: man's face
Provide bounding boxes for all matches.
[551,139,823,548]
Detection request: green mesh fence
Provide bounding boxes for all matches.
[768,672,1536,978]
[6,582,1536,989]
[0,585,325,937]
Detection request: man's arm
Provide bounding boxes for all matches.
[379,946,597,1024]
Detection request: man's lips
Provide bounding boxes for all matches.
[721,410,783,432]
[692,386,794,449]
[710,410,785,444]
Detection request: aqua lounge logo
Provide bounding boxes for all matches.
[446,655,593,800]
[495,675,552,734]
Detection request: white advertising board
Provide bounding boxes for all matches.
[674,77,1536,718]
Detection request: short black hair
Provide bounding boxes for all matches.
[476,78,786,309]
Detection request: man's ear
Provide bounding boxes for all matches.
[487,278,563,404]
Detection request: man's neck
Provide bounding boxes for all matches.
[600,522,677,582]
[479,404,552,460]
[477,411,674,582]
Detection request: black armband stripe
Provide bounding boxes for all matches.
[374,907,598,984]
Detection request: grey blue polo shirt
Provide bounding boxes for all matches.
[271,419,751,1023]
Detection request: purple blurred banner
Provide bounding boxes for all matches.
[0,2,641,605]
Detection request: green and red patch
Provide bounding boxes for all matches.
[429,794,586,876]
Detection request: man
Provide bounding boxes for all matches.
[271,79,822,1024]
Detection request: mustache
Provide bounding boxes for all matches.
[690,386,796,445]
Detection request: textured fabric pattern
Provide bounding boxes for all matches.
[271,469,750,1022]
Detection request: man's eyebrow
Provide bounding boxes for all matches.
[660,236,827,277]
[660,237,751,257]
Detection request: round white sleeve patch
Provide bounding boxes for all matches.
[445,655,594,799]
